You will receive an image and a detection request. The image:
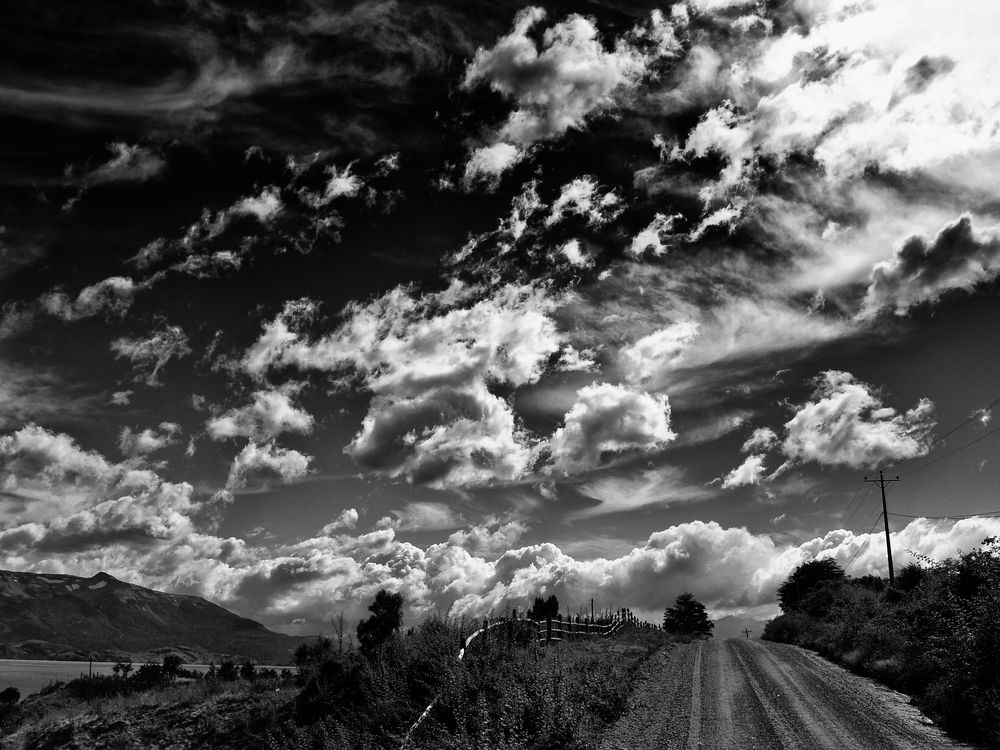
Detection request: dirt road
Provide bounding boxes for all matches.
[600,638,968,750]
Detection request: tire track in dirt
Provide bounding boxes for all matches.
[600,638,970,750]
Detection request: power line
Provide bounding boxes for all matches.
[886,510,1000,520]
[843,484,873,527]
[905,423,1000,475]
[844,512,884,573]
[839,481,868,527]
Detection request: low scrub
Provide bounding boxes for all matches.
[764,539,1000,745]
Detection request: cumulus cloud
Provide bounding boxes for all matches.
[782,371,935,468]
[243,283,574,487]
[3,424,998,633]
[347,387,533,489]
[720,454,767,488]
[448,520,527,556]
[226,440,312,489]
[627,213,682,257]
[207,388,314,442]
[619,321,699,383]
[462,143,524,190]
[545,176,622,227]
[183,186,284,246]
[298,162,364,207]
[111,325,192,387]
[862,214,1000,317]
[321,508,359,534]
[549,383,675,473]
[41,276,139,321]
[461,7,679,176]
[118,422,182,457]
[670,0,1000,203]
[742,426,778,453]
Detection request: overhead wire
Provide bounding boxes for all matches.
[904,423,1000,476]
[844,512,884,573]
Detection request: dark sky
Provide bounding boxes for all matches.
[2,0,999,632]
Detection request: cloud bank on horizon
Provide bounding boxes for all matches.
[0,0,999,631]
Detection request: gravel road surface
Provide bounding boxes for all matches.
[600,638,968,750]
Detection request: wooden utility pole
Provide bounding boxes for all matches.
[864,470,899,586]
[742,628,752,639]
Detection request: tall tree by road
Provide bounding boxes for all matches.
[663,593,714,638]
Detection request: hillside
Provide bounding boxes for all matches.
[0,570,309,664]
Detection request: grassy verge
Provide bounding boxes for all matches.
[1,619,668,750]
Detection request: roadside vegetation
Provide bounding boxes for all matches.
[0,592,669,750]
[763,538,1000,746]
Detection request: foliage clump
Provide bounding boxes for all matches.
[662,593,713,639]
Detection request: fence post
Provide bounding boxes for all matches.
[546,617,552,643]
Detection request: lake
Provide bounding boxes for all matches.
[0,659,291,700]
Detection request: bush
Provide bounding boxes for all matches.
[764,538,1000,745]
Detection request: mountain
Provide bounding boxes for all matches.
[711,615,771,641]
[0,570,311,664]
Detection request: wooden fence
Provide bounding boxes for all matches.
[401,608,660,747]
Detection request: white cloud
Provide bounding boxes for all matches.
[462,7,679,175]
[118,423,182,457]
[109,390,133,406]
[861,214,1000,317]
[742,426,778,453]
[549,383,675,473]
[627,212,682,257]
[346,386,533,489]
[545,177,622,227]
[619,321,699,383]
[782,371,935,468]
[448,520,527,556]
[78,142,166,185]
[110,325,191,387]
[207,388,314,442]
[183,186,283,245]
[321,508,359,534]
[299,162,364,207]
[558,239,590,268]
[720,454,767,489]
[576,464,711,516]
[242,283,575,487]
[462,143,524,189]
[226,440,312,489]
[41,276,139,321]
[3,426,998,633]
[672,0,1000,200]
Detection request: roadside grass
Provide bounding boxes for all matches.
[1,619,668,750]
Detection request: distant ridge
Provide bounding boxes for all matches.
[0,569,310,663]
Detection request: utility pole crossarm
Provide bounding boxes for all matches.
[863,469,900,586]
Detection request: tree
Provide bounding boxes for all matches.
[0,687,19,705]
[218,661,238,681]
[357,589,404,657]
[528,594,559,620]
[663,593,713,638]
[778,558,846,613]
[239,660,257,681]
[161,654,183,680]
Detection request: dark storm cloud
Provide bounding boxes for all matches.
[862,214,1000,317]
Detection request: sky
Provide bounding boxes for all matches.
[2,0,1000,633]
